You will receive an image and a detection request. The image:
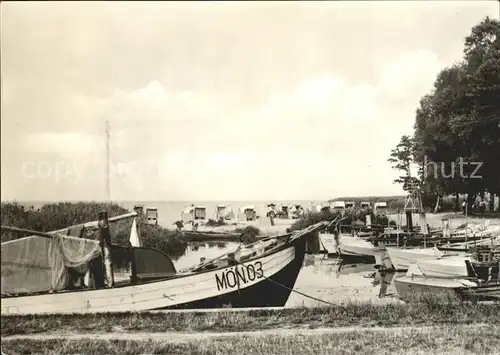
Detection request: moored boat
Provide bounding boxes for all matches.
[1,213,330,315]
[415,256,469,278]
[393,264,477,301]
[337,235,379,263]
[415,245,499,278]
[394,258,499,302]
[385,246,447,271]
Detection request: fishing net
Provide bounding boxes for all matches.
[1,234,101,295]
[49,233,101,291]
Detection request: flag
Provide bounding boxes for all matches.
[129,218,142,247]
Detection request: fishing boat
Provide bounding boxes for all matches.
[337,235,379,263]
[393,264,477,301]
[414,245,500,278]
[1,212,330,315]
[379,222,499,271]
[462,260,500,300]
[394,259,500,302]
[413,256,470,278]
[385,246,451,271]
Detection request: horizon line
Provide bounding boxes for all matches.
[1,196,407,203]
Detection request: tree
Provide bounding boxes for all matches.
[396,17,500,212]
[388,135,420,192]
[461,17,500,200]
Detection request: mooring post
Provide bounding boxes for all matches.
[306,229,320,254]
[98,211,115,287]
[405,211,413,232]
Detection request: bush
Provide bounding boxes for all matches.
[234,225,260,244]
[205,218,227,227]
[0,202,187,259]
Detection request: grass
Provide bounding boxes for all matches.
[2,296,499,336]
[2,291,499,355]
[2,324,499,355]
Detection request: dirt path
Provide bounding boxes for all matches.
[2,324,491,343]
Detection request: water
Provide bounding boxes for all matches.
[172,241,402,307]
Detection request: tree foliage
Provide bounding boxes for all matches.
[388,135,421,192]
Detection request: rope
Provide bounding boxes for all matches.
[232,217,347,307]
[258,269,339,306]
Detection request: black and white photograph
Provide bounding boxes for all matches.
[1,1,499,354]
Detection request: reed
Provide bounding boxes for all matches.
[0,202,187,259]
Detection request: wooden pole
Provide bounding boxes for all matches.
[105,120,111,202]
[0,226,53,239]
[51,212,137,234]
[465,202,468,248]
[98,211,114,287]
[269,213,275,226]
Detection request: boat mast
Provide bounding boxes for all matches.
[465,196,468,248]
[105,120,111,202]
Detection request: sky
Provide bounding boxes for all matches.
[1,1,499,202]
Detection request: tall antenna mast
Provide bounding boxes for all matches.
[105,120,111,202]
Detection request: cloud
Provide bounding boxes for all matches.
[3,49,453,200]
[2,1,497,201]
[21,132,102,157]
[379,50,442,101]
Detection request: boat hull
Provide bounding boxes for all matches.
[395,275,500,302]
[1,239,306,315]
[161,238,306,309]
[394,275,475,301]
[416,257,469,278]
[337,236,377,263]
[385,247,443,271]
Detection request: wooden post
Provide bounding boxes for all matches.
[98,211,114,287]
[269,213,275,226]
[405,211,413,232]
[305,229,320,254]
